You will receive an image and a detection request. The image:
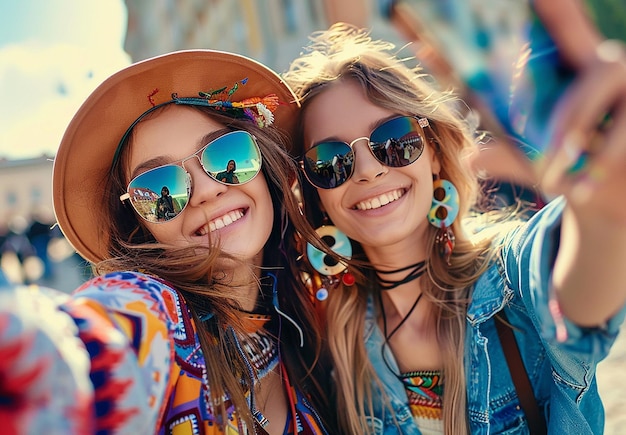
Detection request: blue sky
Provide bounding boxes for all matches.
[0,0,131,159]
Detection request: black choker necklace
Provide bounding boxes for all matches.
[376,260,427,291]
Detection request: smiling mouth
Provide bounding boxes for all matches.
[353,188,406,210]
[196,209,245,235]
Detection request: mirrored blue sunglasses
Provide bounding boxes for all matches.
[120,130,262,223]
[301,116,429,189]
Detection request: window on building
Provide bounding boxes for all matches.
[7,191,17,207]
[31,186,42,205]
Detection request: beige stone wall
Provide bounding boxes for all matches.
[0,156,54,228]
[122,0,399,70]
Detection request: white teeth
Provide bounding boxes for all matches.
[355,189,404,210]
[205,209,244,233]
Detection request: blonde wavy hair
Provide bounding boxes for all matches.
[282,23,503,434]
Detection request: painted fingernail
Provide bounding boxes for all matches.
[567,151,589,175]
[596,39,625,63]
[562,132,584,170]
[588,166,606,183]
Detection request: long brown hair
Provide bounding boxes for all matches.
[283,24,502,434]
[97,105,335,431]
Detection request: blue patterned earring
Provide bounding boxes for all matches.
[428,175,459,265]
[305,221,355,302]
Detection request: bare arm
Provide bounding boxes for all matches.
[537,0,626,326]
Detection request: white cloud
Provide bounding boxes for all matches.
[0,41,130,159]
[0,0,130,160]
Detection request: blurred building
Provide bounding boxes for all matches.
[125,0,319,69]
[123,0,400,70]
[0,156,54,225]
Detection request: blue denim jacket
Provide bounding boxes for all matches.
[364,198,626,434]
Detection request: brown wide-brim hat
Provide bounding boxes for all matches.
[53,49,299,264]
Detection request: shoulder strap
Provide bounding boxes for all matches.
[495,310,547,435]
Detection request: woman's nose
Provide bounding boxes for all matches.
[185,159,227,206]
[350,140,387,183]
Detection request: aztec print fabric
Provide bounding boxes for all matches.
[0,271,327,434]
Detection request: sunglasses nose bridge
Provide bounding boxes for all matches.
[348,135,390,182]
[181,154,201,173]
[348,136,372,164]
[348,136,370,148]
[180,155,208,201]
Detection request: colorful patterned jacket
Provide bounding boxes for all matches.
[0,271,328,434]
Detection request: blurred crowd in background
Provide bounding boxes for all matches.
[0,210,90,292]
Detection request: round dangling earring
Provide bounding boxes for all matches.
[305,219,355,302]
[428,175,459,265]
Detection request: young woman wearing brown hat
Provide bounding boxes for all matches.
[0,50,334,434]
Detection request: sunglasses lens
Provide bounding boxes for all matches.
[370,117,425,167]
[127,165,189,222]
[303,141,353,189]
[201,131,262,185]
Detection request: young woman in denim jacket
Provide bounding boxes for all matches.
[283,24,626,434]
[0,50,335,434]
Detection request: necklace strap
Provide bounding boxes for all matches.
[382,292,424,341]
[376,260,426,275]
[376,260,427,291]
[378,290,425,383]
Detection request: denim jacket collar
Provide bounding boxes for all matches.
[466,260,512,325]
